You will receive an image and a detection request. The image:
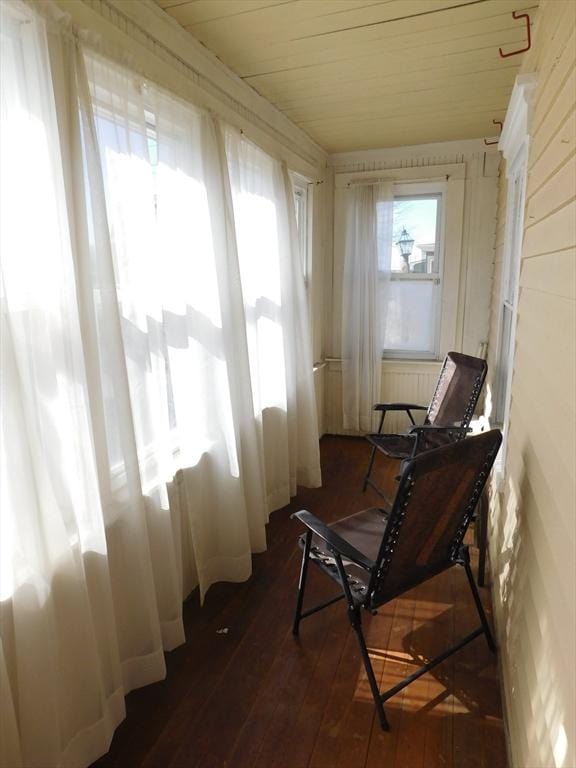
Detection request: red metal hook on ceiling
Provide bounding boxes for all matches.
[499,10,532,58]
[484,120,504,146]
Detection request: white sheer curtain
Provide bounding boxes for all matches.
[82,51,269,598]
[0,3,306,766]
[224,128,321,509]
[341,182,393,432]
[1,7,127,767]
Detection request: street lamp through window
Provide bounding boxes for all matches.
[396,227,415,271]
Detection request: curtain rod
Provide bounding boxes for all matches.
[345,174,451,187]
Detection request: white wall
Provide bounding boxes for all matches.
[323,139,499,433]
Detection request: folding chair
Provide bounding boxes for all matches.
[362,351,487,500]
[292,429,502,731]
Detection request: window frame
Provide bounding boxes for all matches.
[494,155,527,427]
[333,162,466,365]
[492,74,537,482]
[290,172,312,288]
[381,183,446,360]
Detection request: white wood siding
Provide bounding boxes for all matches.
[486,2,576,766]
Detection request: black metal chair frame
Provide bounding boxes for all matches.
[292,432,500,731]
[362,353,488,499]
[362,353,489,585]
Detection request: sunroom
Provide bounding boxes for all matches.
[1,1,574,767]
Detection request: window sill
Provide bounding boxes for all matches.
[324,358,442,373]
[382,355,440,363]
[381,357,442,366]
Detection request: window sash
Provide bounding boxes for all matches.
[293,182,310,285]
[495,164,526,425]
[381,187,444,359]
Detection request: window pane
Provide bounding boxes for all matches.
[495,303,513,422]
[381,280,439,355]
[391,196,439,274]
[504,176,522,304]
[293,185,308,282]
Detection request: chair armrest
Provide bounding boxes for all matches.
[373,403,427,412]
[291,510,376,572]
[372,402,428,433]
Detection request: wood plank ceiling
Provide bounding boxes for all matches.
[153,0,538,153]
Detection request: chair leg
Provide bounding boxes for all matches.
[332,552,389,730]
[464,556,496,653]
[476,493,488,587]
[362,445,378,492]
[293,531,312,636]
[348,607,390,731]
[363,410,386,492]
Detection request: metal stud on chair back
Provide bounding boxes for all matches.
[292,429,502,731]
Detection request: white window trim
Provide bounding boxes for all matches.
[493,73,537,486]
[290,171,312,288]
[334,163,466,362]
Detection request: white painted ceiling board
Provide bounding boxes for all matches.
[153,0,538,151]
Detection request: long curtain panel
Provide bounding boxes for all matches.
[224,129,321,509]
[341,182,393,432]
[1,7,126,767]
[0,3,320,767]
[83,50,270,600]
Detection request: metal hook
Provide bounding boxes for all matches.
[484,120,503,146]
[499,11,531,58]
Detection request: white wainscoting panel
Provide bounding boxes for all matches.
[313,363,326,438]
[325,360,441,435]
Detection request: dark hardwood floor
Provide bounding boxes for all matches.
[91,436,507,768]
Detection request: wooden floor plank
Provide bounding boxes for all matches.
[420,571,456,768]
[166,551,303,766]
[229,570,329,768]
[269,604,350,768]
[308,622,362,768]
[365,584,423,768]
[391,571,448,768]
[89,436,507,768]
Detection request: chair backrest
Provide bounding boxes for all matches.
[425,352,487,428]
[368,429,501,607]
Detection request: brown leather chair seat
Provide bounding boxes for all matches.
[299,507,389,602]
[366,431,452,459]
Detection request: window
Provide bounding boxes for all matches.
[333,164,465,367]
[494,171,524,423]
[292,176,310,285]
[492,74,536,465]
[379,185,444,359]
[144,108,158,166]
